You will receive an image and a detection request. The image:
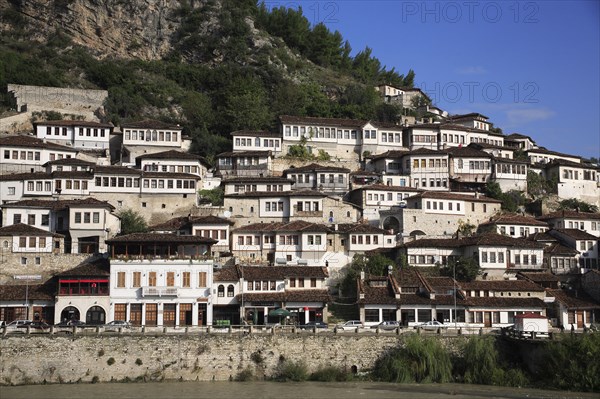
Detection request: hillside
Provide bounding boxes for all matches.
[0,0,416,163]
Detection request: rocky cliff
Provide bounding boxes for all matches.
[1,0,193,60]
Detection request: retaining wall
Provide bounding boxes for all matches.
[0,332,462,385]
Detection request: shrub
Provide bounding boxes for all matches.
[235,367,255,381]
[310,366,349,382]
[373,336,452,383]
[135,358,143,366]
[250,351,264,364]
[107,357,116,366]
[274,360,308,382]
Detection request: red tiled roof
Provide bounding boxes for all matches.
[547,289,600,309]
[279,115,366,129]
[479,214,549,227]
[238,266,328,280]
[407,191,502,203]
[538,210,600,221]
[230,130,280,137]
[106,233,217,245]
[1,198,114,211]
[551,229,598,240]
[460,279,544,292]
[0,223,63,238]
[283,163,350,173]
[121,120,182,130]
[136,150,208,163]
[0,135,78,152]
[34,120,113,128]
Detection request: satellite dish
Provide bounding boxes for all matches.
[223,210,232,218]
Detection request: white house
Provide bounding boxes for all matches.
[136,150,210,178]
[231,130,282,154]
[538,210,600,238]
[0,135,77,174]
[283,163,350,194]
[120,120,190,164]
[477,214,549,238]
[106,233,217,327]
[548,229,599,271]
[34,120,112,150]
[1,198,119,254]
[543,159,600,206]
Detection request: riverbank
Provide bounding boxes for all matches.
[1,332,598,393]
[2,381,599,399]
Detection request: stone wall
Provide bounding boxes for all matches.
[0,253,92,284]
[0,333,462,385]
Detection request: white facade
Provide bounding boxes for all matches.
[110,259,214,326]
[34,121,112,150]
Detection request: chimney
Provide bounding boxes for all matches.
[360,271,365,281]
[334,224,338,231]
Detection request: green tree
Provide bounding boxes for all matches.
[439,257,480,282]
[339,254,395,297]
[198,187,224,206]
[117,209,148,235]
[557,199,599,213]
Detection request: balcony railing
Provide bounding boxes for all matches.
[141,286,179,297]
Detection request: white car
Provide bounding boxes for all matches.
[338,320,364,331]
[416,320,448,330]
[4,320,32,332]
[104,320,132,331]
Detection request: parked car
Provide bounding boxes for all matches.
[5,320,32,332]
[337,320,364,331]
[370,321,401,331]
[298,321,328,330]
[18,321,51,331]
[416,320,447,330]
[55,320,87,328]
[104,320,132,331]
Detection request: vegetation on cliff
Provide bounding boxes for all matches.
[0,0,415,162]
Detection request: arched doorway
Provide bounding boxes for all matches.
[60,306,80,323]
[86,306,106,325]
[382,216,400,234]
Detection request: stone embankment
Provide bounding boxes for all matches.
[0,331,462,386]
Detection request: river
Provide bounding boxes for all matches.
[1,381,597,399]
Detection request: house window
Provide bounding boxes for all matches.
[117,272,125,288]
[75,212,82,223]
[133,272,141,287]
[311,278,317,287]
[198,272,207,287]
[84,212,91,223]
[93,212,100,223]
[218,285,225,297]
[166,272,175,287]
[28,214,35,225]
[148,272,157,287]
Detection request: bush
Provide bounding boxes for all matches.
[235,367,255,381]
[135,358,143,366]
[373,336,452,383]
[539,333,600,392]
[310,366,350,382]
[107,357,115,366]
[250,351,264,364]
[274,360,308,382]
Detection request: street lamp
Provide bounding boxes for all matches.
[14,275,42,320]
[453,261,457,330]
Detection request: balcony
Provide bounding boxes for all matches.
[142,286,179,297]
